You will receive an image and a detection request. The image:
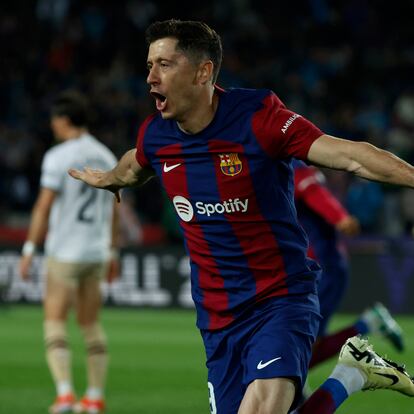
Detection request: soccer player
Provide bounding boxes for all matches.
[69,20,414,414]
[293,160,404,373]
[19,91,119,414]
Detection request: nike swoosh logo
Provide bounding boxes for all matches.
[257,357,282,370]
[163,162,182,172]
[374,372,399,385]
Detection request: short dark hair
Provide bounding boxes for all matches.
[145,19,222,83]
[50,90,90,127]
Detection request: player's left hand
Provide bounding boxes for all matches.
[336,215,360,236]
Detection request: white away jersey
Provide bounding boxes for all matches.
[41,133,117,262]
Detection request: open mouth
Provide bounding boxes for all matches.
[151,92,167,111]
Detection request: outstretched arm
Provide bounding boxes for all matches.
[308,135,414,188]
[68,149,154,201]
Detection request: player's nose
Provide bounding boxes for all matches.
[147,67,160,85]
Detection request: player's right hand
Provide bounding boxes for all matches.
[68,167,121,202]
[107,258,120,284]
[19,255,33,280]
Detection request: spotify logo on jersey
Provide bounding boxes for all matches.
[173,195,249,222]
[173,196,194,222]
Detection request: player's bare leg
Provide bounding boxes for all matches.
[238,377,296,414]
[44,268,76,413]
[74,268,107,413]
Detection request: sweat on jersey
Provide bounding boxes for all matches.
[41,133,117,262]
[136,87,324,330]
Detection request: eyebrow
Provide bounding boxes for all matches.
[147,57,175,64]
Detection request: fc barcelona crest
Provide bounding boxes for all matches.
[219,153,242,176]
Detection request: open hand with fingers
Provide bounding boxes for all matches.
[68,167,121,202]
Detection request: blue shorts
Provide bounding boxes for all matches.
[201,293,321,414]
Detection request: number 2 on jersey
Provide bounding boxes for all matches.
[77,182,98,223]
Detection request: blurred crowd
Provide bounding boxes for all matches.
[1,0,414,245]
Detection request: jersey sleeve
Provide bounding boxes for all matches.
[251,92,323,160]
[294,165,349,226]
[40,150,64,191]
[135,114,156,168]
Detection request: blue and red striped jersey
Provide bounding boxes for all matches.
[136,87,323,330]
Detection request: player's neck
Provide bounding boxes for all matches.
[62,127,88,141]
[177,90,219,135]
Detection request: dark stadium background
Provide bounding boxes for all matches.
[0,2,414,413]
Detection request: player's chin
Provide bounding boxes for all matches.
[159,110,174,119]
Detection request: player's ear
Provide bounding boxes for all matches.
[197,60,214,85]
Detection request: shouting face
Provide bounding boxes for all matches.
[147,37,208,123]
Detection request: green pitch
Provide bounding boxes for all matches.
[0,305,413,413]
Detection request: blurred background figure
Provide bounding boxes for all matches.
[19,90,119,414]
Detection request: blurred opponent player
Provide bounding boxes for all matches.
[69,20,414,414]
[293,160,404,373]
[19,91,119,414]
